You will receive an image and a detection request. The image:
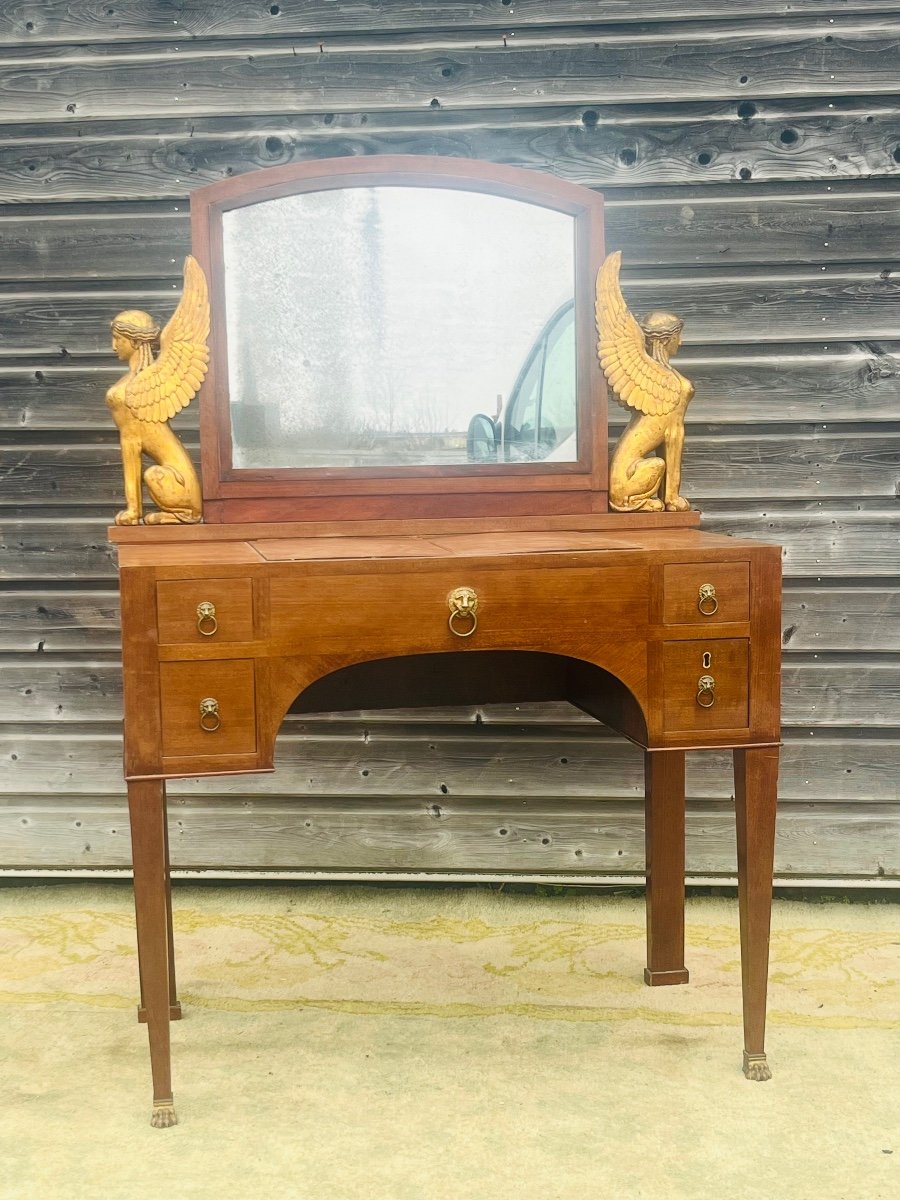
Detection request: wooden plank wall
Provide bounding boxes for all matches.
[1,1,898,883]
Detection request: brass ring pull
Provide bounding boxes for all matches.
[448,586,478,638]
[449,609,478,637]
[697,675,716,708]
[199,697,220,732]
[196,601,218,636]
[698,583,718,616]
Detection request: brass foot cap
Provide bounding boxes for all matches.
[150,1102,178,1128]
[643,967,690,987]
[742,1051,772,1082]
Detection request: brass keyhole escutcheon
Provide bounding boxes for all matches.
[197,601,218,636]
[702,651,712,669]
[448,586,478,638]
[698,583,718,616]
[199,696,220,732]
[697,675,716,708]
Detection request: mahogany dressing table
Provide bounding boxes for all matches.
[108,157,781,1127]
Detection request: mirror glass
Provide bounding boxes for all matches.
[222,187,577,470]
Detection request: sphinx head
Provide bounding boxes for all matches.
[640,310,684,357]
[110,310,160,362]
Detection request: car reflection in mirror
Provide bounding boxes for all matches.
[466,300,576,465]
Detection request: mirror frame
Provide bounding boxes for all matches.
[191,156,607,523]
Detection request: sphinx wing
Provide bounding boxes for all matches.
[595,251,681,418]
[123,255,210,424]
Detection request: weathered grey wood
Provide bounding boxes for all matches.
[705,507,900,577]
[2,430,897,505]
[3,101,900,202]
[4,586,897,654]
[4,343,899,429]
[4,266,899,355]
[625,268,900,346]
[2,726,896,803]
[6,187,900,279]
[0,590,120,651]
[682,344,900,423]
[1,658,896,726]
[3,584,896,654]
[3,507,893,581]
[0,208,187,280]
[609,185,900,266]
[3,19,900,128]
[5,1,894,47]
[1,792,896,878]
[0,289,175,358]
[685,431,900,501]
[781,588,900,651]
[0,367,123,429]
[0,518,119,580]
[782,660,900,727]
[0,3,897,883]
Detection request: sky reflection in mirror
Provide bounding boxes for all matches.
[223,186,576,470]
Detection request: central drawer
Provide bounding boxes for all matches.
[270,565,649,654]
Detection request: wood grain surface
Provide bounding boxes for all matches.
[2,432,897,504]
[1,269,897,355]
[5,2,897,47]
[3,104,900,203]
[0,2,898,880]
[5,343,900,428]
[3,20,899,126]
[0,657,895,727]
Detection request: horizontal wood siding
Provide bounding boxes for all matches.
[1,1,898,881]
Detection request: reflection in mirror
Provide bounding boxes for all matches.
[222,187,577,470]
[466,412,499,464]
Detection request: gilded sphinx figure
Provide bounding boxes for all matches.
[596,251,693,513]
[106,255,210,525]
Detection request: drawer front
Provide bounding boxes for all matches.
[159,660,257,757]
[662,639,749,731]
[270,565,649,654]
[662,561,749,625]
[157,579,254,645]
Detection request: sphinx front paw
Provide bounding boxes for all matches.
[114,509,142,526]
[665,496,691,512]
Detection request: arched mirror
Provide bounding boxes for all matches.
[192,157,607,522]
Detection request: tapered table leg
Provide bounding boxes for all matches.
[129,778,177,1127]
[644,749,689,986]
[734,745,779,1081]
[162,796,181,1016]
[137,790,182,1024]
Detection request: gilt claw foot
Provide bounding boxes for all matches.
[742,1052,772,1082]
[150,1101,178,1128]
[114,510,141,526]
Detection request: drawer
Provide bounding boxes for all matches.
[662,561,749,625]
[159,660,257,758]
[269,565,649,653]
[157,579,254,645]
[662,639,748,732]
